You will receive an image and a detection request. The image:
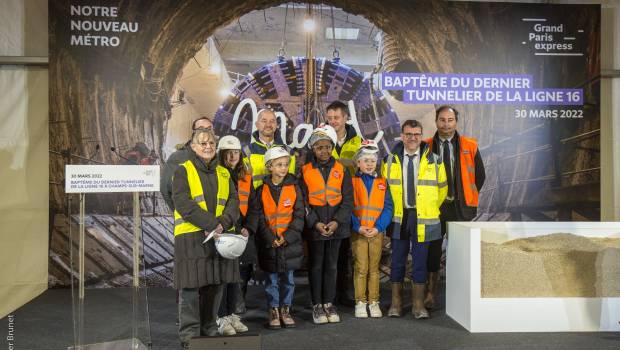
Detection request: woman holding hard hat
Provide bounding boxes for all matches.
[171,128,241,348]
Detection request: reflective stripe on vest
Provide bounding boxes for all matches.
[248,151,296,189]
[381,148,447,242]
[352,176,387,229]
[426,136,479,207]
[173,161,230,236]
[302,161,345,206]
[458,137,479,207]
[238,172,252,217]
[261,184,296,238]
[415,149,447,242]
[381,154,403,234]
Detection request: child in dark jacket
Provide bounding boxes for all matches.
[300,125,354,325]
[254,146,305,329]
[350,141,393,318]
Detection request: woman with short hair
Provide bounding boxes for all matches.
[171,129,240,349]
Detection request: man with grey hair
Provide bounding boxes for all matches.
[246,108,296,189]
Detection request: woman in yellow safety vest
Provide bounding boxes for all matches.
[171,128,240,348]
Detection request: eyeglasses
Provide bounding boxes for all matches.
[196,141,215,149]
[402,132,422,139]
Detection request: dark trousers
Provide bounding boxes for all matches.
[428,201,459,272]
[336,236,354,302]
[218,262,253,316]
[308,239,342,305]
[218,283,243,317]
[391,208,431,283]
[179,285,224,344]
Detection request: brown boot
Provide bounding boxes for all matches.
[279,305,296,328]
[388,282,403,317]
[412,283,429,319]
[268,307,281,329]
[424,272,439,309]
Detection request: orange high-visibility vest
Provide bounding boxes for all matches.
[238,172,252,217]
[302,161,345,206]
[261,184,296,238]
[426,136,479,207]
[352,176,387,228]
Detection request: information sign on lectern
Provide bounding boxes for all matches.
[65,165,159,350]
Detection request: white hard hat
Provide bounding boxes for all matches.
[218,135,242,152]
[215,233,248,259]
[354,139,380,162]
[309,124,337,147]
[263,146,291,166]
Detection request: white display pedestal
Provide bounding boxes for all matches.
[446,221,620,332]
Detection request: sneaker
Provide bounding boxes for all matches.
[323,303,341,323]
[217,316,236,336]
[228,313,248,333]
[354,301,368,318]
[312,304,328,324]
[368,301,382,318]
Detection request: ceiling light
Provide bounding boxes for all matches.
[303,18,316,32]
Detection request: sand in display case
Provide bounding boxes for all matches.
[481,233,620,298]
[446,222,620,332]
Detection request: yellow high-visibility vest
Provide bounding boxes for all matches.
[332,135,362,174]
[381,147,447,242]
[173,160,231,236]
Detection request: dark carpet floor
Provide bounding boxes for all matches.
[2,280,619,350]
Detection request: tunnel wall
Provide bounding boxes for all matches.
[46,0,602,287]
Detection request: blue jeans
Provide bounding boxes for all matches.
[265,270,295,308]
[391,209,431,283]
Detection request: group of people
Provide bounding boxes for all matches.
[161,101,485,348]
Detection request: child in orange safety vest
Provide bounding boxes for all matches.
[254,146,305,330]
[350,140,393,318]
[300,124,354,325]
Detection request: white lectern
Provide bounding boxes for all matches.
[65,165,160,349]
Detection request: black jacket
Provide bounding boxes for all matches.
[172,152,239,232]
[171,151,240,288]
[300,157,354,241]
[429,130,485,220]
[254,174,305,273]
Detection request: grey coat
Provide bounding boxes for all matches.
[161,142,191,211]
[172,151,241,289]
